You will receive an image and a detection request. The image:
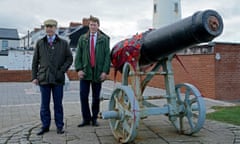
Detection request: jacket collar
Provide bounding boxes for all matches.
[83,31,103,41]
[43,34,60,42]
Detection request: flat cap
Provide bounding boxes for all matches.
[44,19,57,26]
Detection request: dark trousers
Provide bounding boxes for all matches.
[39,84,64,129]
[80,80,102,122]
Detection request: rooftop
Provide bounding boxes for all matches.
[0,28,19,40]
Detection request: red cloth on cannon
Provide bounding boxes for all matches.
[111,29,153,73]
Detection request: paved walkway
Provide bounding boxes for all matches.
[0,81,240,144]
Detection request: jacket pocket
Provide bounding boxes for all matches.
[37,68,46,83]
[56,71,65,83]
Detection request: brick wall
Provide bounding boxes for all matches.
[0,70,32,82]
[144,55,216,99]
[215,43,240,101]
[0,55,228,100]
[95,54,215,100]
[1,43,240,101]
[0,69,122,82]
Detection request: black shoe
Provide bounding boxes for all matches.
[37,128,49,135]
[92,120,99,127]
[57,128,64,134]
[77,121,90,127]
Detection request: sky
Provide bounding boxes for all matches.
[0,0,239,47]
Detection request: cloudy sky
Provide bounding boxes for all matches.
[0,0,239,47]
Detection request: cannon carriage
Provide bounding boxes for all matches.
[100,10,223,143]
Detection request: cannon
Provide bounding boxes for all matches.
[101,9,223,143]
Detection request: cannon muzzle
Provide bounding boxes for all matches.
[111,9,223,70]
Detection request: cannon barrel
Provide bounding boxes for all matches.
[111,9,223,69]
[140,9,223,65]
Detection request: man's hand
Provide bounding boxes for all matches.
[78,70,85,79]
[100,72,107,81]
[32,79,39,85]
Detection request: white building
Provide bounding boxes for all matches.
[20,28,45,50]
[20,27,69,49]
[0,28,20,51]
[152,0,182,28]
[0,28,20,69]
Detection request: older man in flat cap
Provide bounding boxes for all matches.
[32,19,73,135]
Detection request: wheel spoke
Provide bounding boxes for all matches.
[186,105,193,118]
[174,83,206,135]
[187,115,195,129]
[116,102,124,111]
[122,120,131,133]
[114,120,120,130]
[180,117,183,130]
[114,96,120,109]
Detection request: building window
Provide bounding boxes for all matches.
[2,40,8,50]
[174,3,179,13]
[154,4,157,13]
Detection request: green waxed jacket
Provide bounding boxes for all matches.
[74,31,110,82]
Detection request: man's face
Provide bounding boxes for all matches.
[89,21,99,34]
[45,25,56,36]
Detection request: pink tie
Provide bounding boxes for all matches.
[90,35,95,67]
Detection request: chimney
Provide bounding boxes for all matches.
[69,22,82,27]
[82,18,89,26]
